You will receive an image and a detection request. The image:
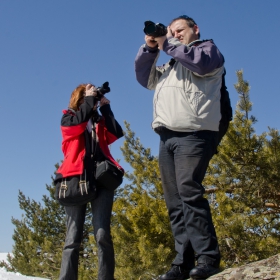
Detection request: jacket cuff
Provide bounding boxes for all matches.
[144,44,159,53]
[99,103,111,115]
[84,95,96,107]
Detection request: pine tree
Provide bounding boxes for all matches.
[0,165,99,280]
[204,69,280,268]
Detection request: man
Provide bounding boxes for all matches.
[135,15,224,280]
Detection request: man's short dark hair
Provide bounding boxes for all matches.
[169,15,201,39]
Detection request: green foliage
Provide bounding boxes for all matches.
[204,69,280,268]
[0,174,65,279]
[0,166,99,280]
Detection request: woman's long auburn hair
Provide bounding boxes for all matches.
[69,84,88,111]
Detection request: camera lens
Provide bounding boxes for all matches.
[144,23,156,35]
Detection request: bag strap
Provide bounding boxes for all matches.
[91,120,98,158]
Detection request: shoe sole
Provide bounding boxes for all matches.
[159,276,189,280]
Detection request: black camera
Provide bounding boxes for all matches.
[94,82,110,100]
[143,20,167,37]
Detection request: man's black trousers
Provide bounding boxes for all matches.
[158,128,220,268]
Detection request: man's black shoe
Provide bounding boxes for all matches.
[159,265,190,280]
[189,263,219,279]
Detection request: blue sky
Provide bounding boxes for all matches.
[1,0,280,253]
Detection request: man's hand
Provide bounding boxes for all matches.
[154,35,166,50]
[167,26,173,37]
[145,35,158,48]
[154,26,172,50]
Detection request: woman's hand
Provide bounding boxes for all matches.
[99,96,110,107]
[85,84,97,97]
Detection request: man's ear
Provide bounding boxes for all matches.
[193,25,200,36]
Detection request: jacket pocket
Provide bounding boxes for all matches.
[186,90,205,116]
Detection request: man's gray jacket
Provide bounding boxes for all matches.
[135,38,225,132]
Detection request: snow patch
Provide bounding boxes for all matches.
[0,253,49,279]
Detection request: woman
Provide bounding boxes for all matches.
[55,84,124,280]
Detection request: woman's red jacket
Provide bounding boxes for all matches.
[56,96,124,180]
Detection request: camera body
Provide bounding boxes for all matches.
[94,82,110,101]
[143,20,167,37]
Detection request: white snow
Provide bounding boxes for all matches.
[0,254,48,280]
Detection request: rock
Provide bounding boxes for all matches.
[208,254,280,280]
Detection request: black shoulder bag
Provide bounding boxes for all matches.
[55,170,97,206]
[93,124,124,191]
[95,160,124,191]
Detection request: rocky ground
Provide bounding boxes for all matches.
[207,253,280,280]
